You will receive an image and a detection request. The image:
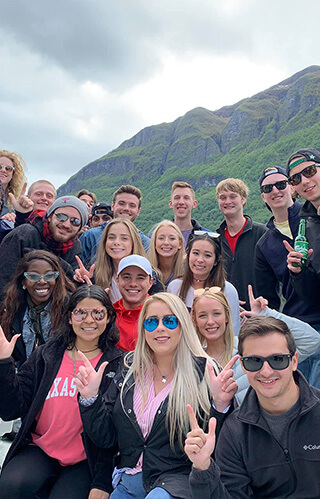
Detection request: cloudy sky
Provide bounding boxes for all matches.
[1,0,319,189]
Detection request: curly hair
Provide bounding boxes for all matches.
[55,285,120,350]
[0,149,26,207]
[0,250,75,339]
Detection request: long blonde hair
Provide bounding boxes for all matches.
[0,149,26,206]
[122,293,220,449]
[191,289,234,367]
[95,218,147,293]
[149,220,185,283]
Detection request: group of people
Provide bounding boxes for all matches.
[0,145,319,498]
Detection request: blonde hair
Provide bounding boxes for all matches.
[0,149,26,206]
[191,289,234,367]
[171,181,195,200]
[95,218,147,296]
[149,220,185,284]
[122,293,220,449]
[216,178,249,200]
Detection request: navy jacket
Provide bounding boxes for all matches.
[254,201,320,325]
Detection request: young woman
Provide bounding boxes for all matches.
[76,292,238,499]
[0,285,123,498]
[75,218,162,301]
[149,220,185,288]
[0,149,26,216]
[167,231,241,334]
[192,287,234,368]
[0,250,75,367]
[192,285,320,405]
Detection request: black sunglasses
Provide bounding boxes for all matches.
[260,180,288,194]
[54,212,81,227]
[288,164,320,186]
[241,352,294,372]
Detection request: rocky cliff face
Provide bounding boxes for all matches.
[58,65,320,198]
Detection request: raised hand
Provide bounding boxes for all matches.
[74,255,95,283]
[185,404,216,471]
[240,284,268,319]
[8,182,34,214]
[74,350,108,399]
[209,355,239,412]
[283,240,313,274]
[0,325,20,360]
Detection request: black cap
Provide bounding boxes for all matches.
[259,166,288,186]
[91,202,113,218]
[286,148,320,175]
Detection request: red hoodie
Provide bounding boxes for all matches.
[113,298,144,352]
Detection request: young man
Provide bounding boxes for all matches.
[0,195,88,300]
[27,180,56,210]
[186,316,320,498]
[90,202,113,228]
[80,185,150,267]
[285,148,320,305]
[113,255,153,352]
[216,178,266,309]
[169,181,210,247]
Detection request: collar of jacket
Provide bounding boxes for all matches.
[300,200,320,219]
[267,200,303,230]
[237,370,319,426]
[217,215,253,235]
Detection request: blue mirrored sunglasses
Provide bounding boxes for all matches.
[144,315,179,332]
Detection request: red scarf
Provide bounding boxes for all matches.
[27,209,77,255]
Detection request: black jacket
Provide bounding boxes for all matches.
[190,371,320,498]
[0,338,123,493]
[80,356,230,498]
[217,216,267,308]
[254,202,320,325]
[290,201,320,306]
[0,218,81,301]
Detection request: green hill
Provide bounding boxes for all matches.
[58,65,320,233]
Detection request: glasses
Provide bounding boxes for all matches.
[54,212,81,227]
[24,271,59,282]
[288,164,320,186]
[260,180,288,194]
[0,164,14,172]
[72,308,106,322]
[194,286,221,296]
[193,230,220,239]
[241,352,294,372]
[144,315,179,332]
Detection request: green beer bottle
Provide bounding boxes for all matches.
[293,219,308,268]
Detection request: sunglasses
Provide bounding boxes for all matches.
[0,164,14,172]
[241,352,294,372]
[72,308,106,322]
[194,286,221,296]
[24,271,60,282]
[288,164,320,186]
[193,230,220,239]
[144,315,179,332]
[54,212,81,227]
[260,180,288,194]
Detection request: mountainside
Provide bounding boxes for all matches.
[58,65,320,232]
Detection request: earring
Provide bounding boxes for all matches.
[22,285,26,290]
